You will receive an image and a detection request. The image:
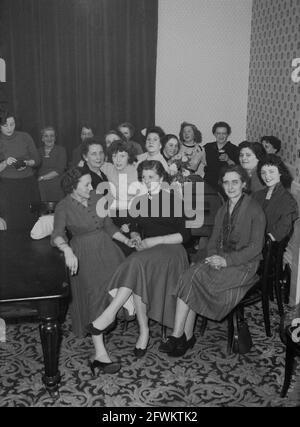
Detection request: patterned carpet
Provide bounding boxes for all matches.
[0,302,300,407]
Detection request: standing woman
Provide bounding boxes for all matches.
[159,165,266,357]
[0,111,40,230]
[37,126,67,201]
[178,122,206,177]
[253,154,298,242]
[239,141,266,193]
[52,167,134,374]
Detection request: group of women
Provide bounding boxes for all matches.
[0,109,298,375]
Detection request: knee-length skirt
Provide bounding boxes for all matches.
[107,244,189,329]
[70,230,125,337]
[176,260,259,321]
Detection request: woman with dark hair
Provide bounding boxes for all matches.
[239,141,266,192]
[0,111,40,230]
[161,134,180,164]
[158,165,266,357]
[37,126,67,201]
[260,136,281,155]
[117,122,144,156]
[70,123,94,167]
[80,137,108,190]
[253,154,298,242]
[87,160,190,360]
[104,129,127,162]
[52,167,134,374]
[136,126,170,173]
[204,121,239,190]
[178,122,206,177]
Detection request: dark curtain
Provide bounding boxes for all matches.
[0,0,158,155]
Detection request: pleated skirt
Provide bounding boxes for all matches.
[176,260,259,321]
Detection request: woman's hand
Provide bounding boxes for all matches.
[6,157,17,166]
[205,255,227,270]
[135,236,162,251]
[64,247,78,275]
[130,232,142,247]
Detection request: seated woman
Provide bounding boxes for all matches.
[52,167,134,374]
[117,122,144,156]
[239,141,266,193]
[253,154,298,242]
[158,165,266,357]
[80,137,108,190]
[260,136,281,155]
[104,129,127,162]
[70,124,94,167]
[87,160,191,359]
[136,127,170,173]
[204,121,239,190]
[37,126,67,201]
[178,121,206,177]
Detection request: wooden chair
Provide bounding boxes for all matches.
[280,322,300,397]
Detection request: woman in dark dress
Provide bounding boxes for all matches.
[80,137,108,190]
[253,154,298,242]
[87,160,191,359]
[0,111,40,230]
[51,167,134,374]
[159,165,266,357]
[37,126,67,201]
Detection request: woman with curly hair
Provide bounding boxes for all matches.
[239,141,266,193]
[52,167,134,374]
[178,121,206,177]
[253,154,298,242]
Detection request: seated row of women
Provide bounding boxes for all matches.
[51,152,298,374]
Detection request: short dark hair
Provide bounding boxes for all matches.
[219,164,250,192]
[257,154,293,188]
[137,160,168,183]
[212,121,231,136]
[161,134,180,151]
[118,122,135,138]
[238,141,266,162]
[0,110,17,127]
[81,136,106,157]
[41,126,56,138]
[61,167,89,195]
[110,140,136,164]
[260,136,281,153]
[145,126,166,140]
[179,122,202,144]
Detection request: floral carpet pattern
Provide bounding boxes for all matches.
[0,302,300,407]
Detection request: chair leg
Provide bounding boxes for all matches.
[262,290,271,337]
[199,317,208,336]
[274,262,284,316]
[227,313,234,355]
[280,341,296,398]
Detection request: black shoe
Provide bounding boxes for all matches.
[158,334,186,354]
[133,347,147,358]
[168,334,196,358]
[89,359,121,375]
[86,318,117,336]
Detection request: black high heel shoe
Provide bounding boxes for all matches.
[133,347,147,358]
[86,318,117,336]
[89,359,121,375]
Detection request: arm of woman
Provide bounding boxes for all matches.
[38,171,59,181]
[223,206,266,267]
[51,202,78,275]
[267,196,298,242]
[136,233,183,251]
[103,215,134,247]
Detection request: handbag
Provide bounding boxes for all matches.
[232,314,253,354]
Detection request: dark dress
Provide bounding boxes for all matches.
[176,194,266,321]
[0,131,40,231]
[51,191,125,337]
[38,145,67,201]
[204,141,239,190]
[81,162,108,190]
[253,183,298,242]
[107,189,191,329]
